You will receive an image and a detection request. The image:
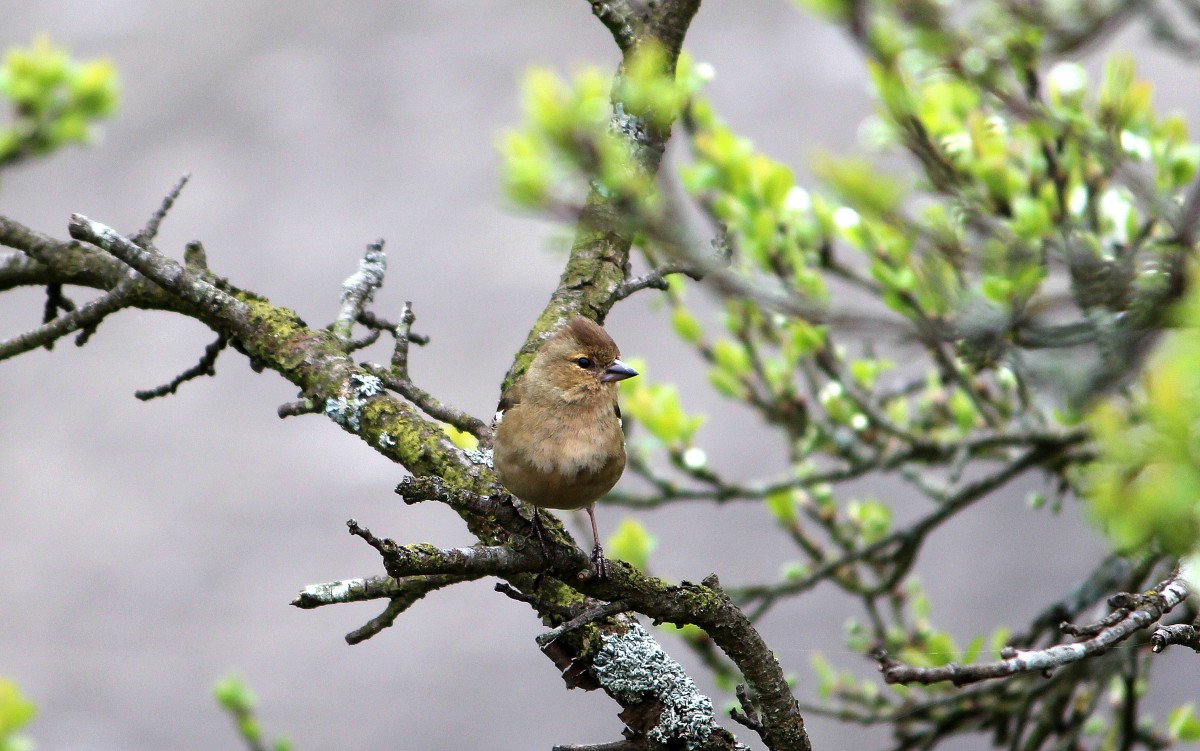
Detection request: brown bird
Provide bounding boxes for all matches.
[492,317,638,577]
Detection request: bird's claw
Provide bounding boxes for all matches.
[591,544,608,580]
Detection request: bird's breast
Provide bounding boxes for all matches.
[493,403,626,509]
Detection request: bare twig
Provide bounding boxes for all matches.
[0,273,138,360]
[875,573,1192,686]
[345,518,549,578]
[366,364,490,441]
[536,600,630,646]
[729,684,766,738]
[552,742,639,751]
[135,334,228,400]
[612,260,704,301]
[735,446,1059,616]
[68,215,249,323]
[277,398,321,418]
[134,172,191,245]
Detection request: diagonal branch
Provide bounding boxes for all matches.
[501,0,703,394]
[68,214,250,327]
[875,572,1193,686]
[586,0,643,51]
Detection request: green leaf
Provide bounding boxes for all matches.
[712,339,751,375]
[811,653,837,699]
[812,154,904,217]
[214,675,256,712]
[847,499,891,544]
[765,488,798,525]
[607,518,657,572]
[962,634,984,664]
[0,679,36,739]
[671,306,704,344]
[622,374,706,446]
[849,357,894,389]
[948,388,979,431]
[1168,703,1200,742]
[441,423,479,451]
[925,631,958,667]
[707,368,744,399]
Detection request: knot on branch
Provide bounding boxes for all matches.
[1150,622,1200,653]
[395,475,454,504]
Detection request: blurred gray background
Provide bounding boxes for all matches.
[1,3,1193,750]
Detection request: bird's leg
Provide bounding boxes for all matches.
[586,505,607,579]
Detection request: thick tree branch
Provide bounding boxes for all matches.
[0,215,154,297]
[68,214,250,327]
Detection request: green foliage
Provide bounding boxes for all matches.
[620,358,705,448]
[1168,703,1200,743]
[0,679,35,751]
[608,518,657,572]
[502,2,1198,746]
[765,487,800,525]
[846,498,891,544]
[498,44,690,211]
[441,423,479,451]
[0,36,118,167]
[214,675,292,751]
[1085,274,1200,556]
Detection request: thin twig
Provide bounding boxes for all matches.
[135,334,228,400]
[134,172,191,245]
[875,573,1192,686]
[536,600,629,646]
[0,273,138,360]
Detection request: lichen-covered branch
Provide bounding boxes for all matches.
[332,240,386,344]
[292,573,477,609]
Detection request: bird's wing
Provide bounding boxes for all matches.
[493,386,519,427]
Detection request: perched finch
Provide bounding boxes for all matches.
[492,317,638,577]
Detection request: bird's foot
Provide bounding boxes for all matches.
[591,544,608,580]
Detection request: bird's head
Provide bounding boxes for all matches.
[526,317,638,404]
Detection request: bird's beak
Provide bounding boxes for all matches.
[601,359,639,383]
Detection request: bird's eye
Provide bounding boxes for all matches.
[575,357,593,369]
